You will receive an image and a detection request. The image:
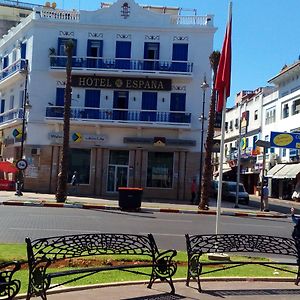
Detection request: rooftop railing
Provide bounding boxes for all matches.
[50,56,193,73]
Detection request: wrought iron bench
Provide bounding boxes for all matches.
[0,261,21,300]
[26,233,177,299]
[185,234,300,292]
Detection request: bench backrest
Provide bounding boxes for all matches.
[26,233,158,263]
[186,234,299,258]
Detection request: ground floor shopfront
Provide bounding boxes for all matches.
[6,144,200,201]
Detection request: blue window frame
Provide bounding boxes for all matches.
[113,91,128,120]
[141,92,157,121]
[172,43,188,72]
[170,93,186,122]
[3,56,8,69]
[87,40,103,68]
[21,43,27,59]
[57,38,77,56]
[143,42,159,70]
[55,88,65,106]
[84,89,100,119]
[115,41,131,69]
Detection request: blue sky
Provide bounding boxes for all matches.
[34,0,300,107]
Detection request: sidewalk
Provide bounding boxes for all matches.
[1,190,299,218]
[18,279,300,300]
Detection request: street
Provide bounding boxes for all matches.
[0,205,294,250]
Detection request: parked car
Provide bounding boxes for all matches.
[211,180,249,205]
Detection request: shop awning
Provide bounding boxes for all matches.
[266,164,286,177]
[0,161,18,174]
[269,163,300,179]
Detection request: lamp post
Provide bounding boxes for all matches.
[255,140,271,211]
[198,77,209,204]
[15,59,30,196]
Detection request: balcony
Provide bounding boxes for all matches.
[0,108,23,127]
[45,106,191,128]
[0,59,27,86]
[49,56,193,76]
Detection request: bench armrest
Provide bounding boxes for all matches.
[154,249,177,277]
[0,261,21,299]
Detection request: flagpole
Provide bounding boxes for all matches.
[215,89,227,235]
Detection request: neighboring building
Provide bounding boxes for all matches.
[263,62,300,199]
[0,0,40,38]
[0,0,216,200]
[222,87,275,194]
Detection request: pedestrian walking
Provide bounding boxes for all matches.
[292,173,300,202]
[191,179,196,204]
[262,182,269,212]
[71,171,79,194]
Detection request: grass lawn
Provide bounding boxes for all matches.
[0,243,297,295]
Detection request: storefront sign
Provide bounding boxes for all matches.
[72,75,171,91]
[270,131,300,149]
[49,132,106,144]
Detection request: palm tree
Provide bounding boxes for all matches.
[56,39,73,202]
[199,51,220,210]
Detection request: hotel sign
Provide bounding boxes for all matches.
[72,75,171,91]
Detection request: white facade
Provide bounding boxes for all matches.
[0,0,216,200]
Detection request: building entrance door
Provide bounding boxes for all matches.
[107,165,128,192]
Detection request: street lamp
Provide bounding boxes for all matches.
[198,77,209,204]
[15,59,31,196]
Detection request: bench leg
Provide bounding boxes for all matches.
[147,271,175,294]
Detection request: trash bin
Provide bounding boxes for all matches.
[118,187,143,211]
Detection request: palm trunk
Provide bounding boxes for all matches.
[55,40,73,202]
[199,51,220,210]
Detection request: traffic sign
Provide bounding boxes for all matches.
[16,159,28,170]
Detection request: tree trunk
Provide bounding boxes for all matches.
[55,40,73,203]
[199,51,220,210]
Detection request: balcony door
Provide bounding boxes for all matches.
[113,91,128,120]
[84,90,100,119]
[87,40,103,68]
[144,42,159,70]
[172,43,188,72]
[115,41,131,69]
[170,93,186,122]
[141,92,157,121]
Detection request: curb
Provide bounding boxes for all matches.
[1,200,287,218]
[14,277,296,299]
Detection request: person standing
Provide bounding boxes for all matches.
[292,173,300,202]
[262,182,269,212]
[191,179,196,204]
[71,171,79,194]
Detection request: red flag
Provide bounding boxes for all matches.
[215,2,232,113]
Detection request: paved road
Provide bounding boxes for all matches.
[0,204,294,250]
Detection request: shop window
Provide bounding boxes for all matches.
[69,148,91,184]
[147,152,173,188]
[109,150,129,165]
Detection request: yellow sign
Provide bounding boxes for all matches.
[240,137,247,150]
[12,128,22,139]
[273,133,293,147]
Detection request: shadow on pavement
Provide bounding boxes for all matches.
[123,293,185,300]
[205,288,300,297]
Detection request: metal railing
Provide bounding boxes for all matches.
[0,108,23,125]
[46,106,191,125]
[50,56,193,73]
[0,58,27,82]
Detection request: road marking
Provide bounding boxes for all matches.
[222,221,283,228]
[127,218,193,223]
[9,227,101,233]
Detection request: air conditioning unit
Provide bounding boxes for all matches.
[31,148,41,155]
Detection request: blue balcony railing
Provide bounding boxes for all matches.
[0,108,23,125]
[0,59,27,83]
[45,106,191,125]
[50,56,193,73]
